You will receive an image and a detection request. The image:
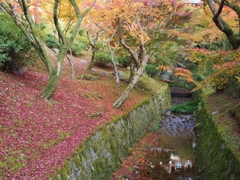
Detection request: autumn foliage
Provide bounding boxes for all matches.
[174,67,194,83]
[186,48,240,91]
[2,0,240,179]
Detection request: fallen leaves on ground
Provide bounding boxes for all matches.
[0,69,148,179]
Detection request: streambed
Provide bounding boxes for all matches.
[113,97,199,180]
[138,110,198,179]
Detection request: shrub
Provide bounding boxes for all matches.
[75,35,89,45]
[0,13,34,73]
[71,40,86,56]
[145,64,159,77]
[171,101,198,114]
[45,34,60,49]
[117,56,129,67]
[95,52,111,67]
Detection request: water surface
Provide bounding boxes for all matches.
[137,108,199,180]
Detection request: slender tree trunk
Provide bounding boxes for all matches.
[108,26,120,88]
[86,30,101,71]
[110,49,120,89]
[113,55,148,108]
[67,48,74,79]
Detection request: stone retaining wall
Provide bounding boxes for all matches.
[195,102,240,180]
[52,86,171,180]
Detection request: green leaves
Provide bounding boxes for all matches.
[0,12,32,70]
[171,101,199,114]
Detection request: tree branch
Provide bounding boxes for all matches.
[117,22,140,69]
[54,0,66,44]
[206,0,239,49]
[213,0,225,21]
[67,0,96,48]
[224,0,240,36]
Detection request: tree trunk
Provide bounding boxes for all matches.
[87,48,96,71]
[67,48,75,78]
[41,46,66,99]
[128,62,135,82]
[111,51,120,89]
[86,31,101,71]
[41,73,61,99]
[107,26,120,88]
[113,58,148,108]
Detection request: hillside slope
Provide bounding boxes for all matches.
[0,54,166,179]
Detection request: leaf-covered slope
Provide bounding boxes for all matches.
[0,70,155,179]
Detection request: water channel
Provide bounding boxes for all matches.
[130,97,199,180]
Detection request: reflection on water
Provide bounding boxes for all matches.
[137,110,199,180]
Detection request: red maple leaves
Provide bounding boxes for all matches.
[0,70,147,179]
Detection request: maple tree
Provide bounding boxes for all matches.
[168,4,226,50]
[166,2,240,94]
[108,26,121,88]
[89,0,192,108]
[0,0,96,99]
[84,25,103,71]
[185,48,240,93]
[83,3,122,88]
[204,0,240,50]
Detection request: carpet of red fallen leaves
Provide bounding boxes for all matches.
[0,56,149,179]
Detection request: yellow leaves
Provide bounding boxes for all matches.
[128,26,151,45]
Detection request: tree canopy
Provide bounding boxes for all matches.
[1,0,240,105]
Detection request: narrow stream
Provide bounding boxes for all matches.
[137,97,199,180]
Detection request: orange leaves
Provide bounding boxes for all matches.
[88,0,192,46]
[174,67,192,76]
[174,67,194,83]
[159,65,170,72]
[159,66,194,83]
[174,73,194,83]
